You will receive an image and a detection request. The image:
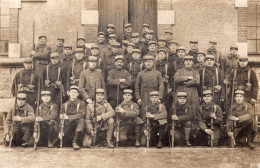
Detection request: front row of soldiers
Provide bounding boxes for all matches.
[4,84,257,150]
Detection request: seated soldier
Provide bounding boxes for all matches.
[4,93,35,147]
[83,88,115,148]
[115,89,141,147]
[171,92,192,147]
[196,90,223,147]
[59,86,86,150]
[228,90,257,149]
[35,90,58,148]
[141,91,167,148]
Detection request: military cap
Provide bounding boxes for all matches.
[150,91,159,96]
[165,31,173,34]
[50,52,59,58]
[230,45,238,50]
[63,44,72,49]
[197,51,206,56]
[57,37,64,41]
[190,39,198,43]
[235,90,244,95]
[143,55,155,61]
[91,44,99,49]
[146,29,154,34]
[88,56,98,62]
[74,48,84,53]
[143,24,149,28]
[97,32,105,36]
[203,90,212,96]
[176,46,186,51]
[17,93,27,99]
[38,34,47,39]
[122,40,129,45]
[111,42,121,47]
[184,55,193,60]
[107,24,115,28]
[23,57,33,63]
[158,37,167,41]
[131,32,140,37]
[41,90,51,96]
[108,34,117,39]
[96,88,105,94]
[123,89,133,94]
[77,36,85,41]
[209,40,217,44]
[132,49,141,53]
[127,42,135,47]
[169,40,178,45]
[148,41,157,46]
[69,85,79,92]
[205,55,215,60]
[177,92,187,97]
[158,48,167,54]
[239,55,248,61]
[124,23,132,28]
[115,55,124,61]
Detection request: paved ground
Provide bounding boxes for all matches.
[0,146,259,168]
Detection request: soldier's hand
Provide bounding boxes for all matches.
[210,113,216,120]
[119,79,126,83]
[205,129,213,135]
[5,134,10,141]
[35,116,43,122]
[146,112,154,118]
[96,116,102,122]
[215,85,221,91]
[250,98,256,105]
[137,99,142,105]
[60,114,69,120]
[86,98,93,104]
[168,88,172,94]
[70,76,75,81]
[115,107,125,113]
[220,98,224,102]
[172,115,178,121]
[31,50,36,56]
[55,81,62,86]
[246,82,252,88]
[13,116,22,122]
[227,132,233,137]
[103,99,107,103]
[229,115,239,121]
[224,79,229,85]
[165,74,169,79]
[58,132,64,139]
[144,130,149,136]
[27,84,35,90]
[45,80,50,87]
[90,130,95,136]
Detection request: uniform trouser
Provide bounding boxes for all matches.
[174,121,192,146]
[83,118,114,147]
[38,120,57,145]
[196,126,221,147]
[63,118,84,145]
[12,123,32,145]
[34,62,47,77]
[118,123,142,146]
[234,119,254,143]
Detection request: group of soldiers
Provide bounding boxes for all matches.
[4,23,259,150]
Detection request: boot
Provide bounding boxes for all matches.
[107,139,114,148]
[72,131,80,150]
[22,141,29,147]
[106,127,114,148]
[48,140,53,148]
[135,139,141,147]
[185,128,192,147]
[157,141,163,148]
[72,142,80,150]
[247,133,255,150]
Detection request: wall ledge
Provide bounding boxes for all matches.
[0,57,25,67]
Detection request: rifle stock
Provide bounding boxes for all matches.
[33,77,41,150]
[210,77,215,148]
[9,81,18,148]
[115,83,120,147]
[93,82,97,147]
[171,81,176,148]
[59,85,64,148]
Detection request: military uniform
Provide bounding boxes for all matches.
[60,44,74,68]
[122,24,132,41]
[52,38,64,57]
[68,57,87,86]
[97,32,108,52]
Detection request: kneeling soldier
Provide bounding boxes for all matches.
[171,92,192,147]
[83,89,115,148]
[4,93,35,147]
[141,91,167,148]
[59,86,86,150]
[196,90,223,147]
[228,90,257,149]
[115,89,141,146]
[35,91,58,148]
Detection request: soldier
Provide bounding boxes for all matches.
[168,40,178,64]
[236,56,258,103]
[207,40,222,68]
[195,90,223,147]
[31,34,52,76]
[124,42,135,66]
[165,31,173,46]
[141,30,156,56]
[131,33,143,51]
[79,56,107,104]
[122,40,129,55]
[83,88,115,148]
[170,92,192,146]
[53,37,64,57]
[42,52,67,107]
[4,93,35,147]
[146,41,158,58]
[106,24,116,39]
[172,46,186,75]
[60,44,73,68]
[123,23,133,41]
[97,32,107,52]
[59,86,86,150]
[68,48,87,87]
[174,55,200,118]
[188,39,199,64]
[227,90,257,149]
[199,55,222,105]
[142,23,150,39]
[141,91,167,148]
[192,51,205,72]
[76,36,89,56]
[11,57,38,109]
[90,44,102,70]
[157,37,169,54]
[115,89,141,146]
[35,90,58,148]
[107,55,132,109]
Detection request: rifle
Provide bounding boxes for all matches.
[59,85,64,148]
[33,76,41,150]
[93,82,97,147]
[210,77,215,148]
[171,81,176,148]
[9,81,18,148]
[33,20,35,50]
[115,83,120,147]
[146,106,151,148]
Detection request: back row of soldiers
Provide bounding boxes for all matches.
[4,23,259,150]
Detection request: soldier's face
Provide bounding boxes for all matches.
[165,33,172,40]
[23,62,33,70]
[146,33,153,40]
[77,39,85,46]
[169,44,177,52]
[115,59,124,69]
[203,94,212,103]
[145,60,154,69]
[239,60,248,67]
[158,41,166,47]
[64,48,72,55]
[68,89,79,100]
[41,95,51,103]
[205,58,215,67]
[50,57,59,65]
[197,54,205,63]
[209,43,216,49]
[235,94,244,104]
[150,96,159,104]
[57,40,64,47]
[184,60,193,68]
[132,52,140,60]
[107,27,114,34]
[88,61,97,69]
[177,97,187,105]
[109,38,116,44]
[125,27,132,33]
[132,37,140,43]
[91,48,99,56]
[98,35,105,43]
[96,93,104,103]
[158,52,166,60]
[17,98,26,107]
[123,93,132,102]
[143,27,149,32]
[39,37,47,45]
[148,44,156,52]
[190,42,198,50]
[230,49,238,55]
[127,46,134,53]
[75,52,84,60]
[112,46,120,53]
[177,50,186,59]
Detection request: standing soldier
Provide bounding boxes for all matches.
[35,90,58,148]
[105,24,116,39]
[172,46,186,74]
[196,90,223,147]
[141,24,150,40]
[170,92,192,146]
[123,23,133,41]
[31,34,52,76]
[207,40,222,68]
[115,89,141,146]
[157,37,169,54]
[79,56,107,104]
[60,44,73,68]
[188,39,199,64]
[141,30,156,56]
[76,36,89,57]
[59,86,86,150]
[124,42,135,66]
[141,91,167,148]
[146,41,158,58]
[131,33,143,51]
[53,37,64,57]
[192,51,205,72]
[97,32,107,52]
[165,31,173,46]
[227,90,257,149]
[89,44,102,70]
[168,40,178,64]
[4,93,35,147]
[83,88,115,148]
[107,55,132,109]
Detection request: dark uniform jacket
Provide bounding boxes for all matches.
[33,44,52,64]
[148,102,167,125]
[171,103,192,123]
[188,49,198,64]
[61,98,86,122]
[67,58,87,86]
[39,102,58,121]
[119,101,140,125]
